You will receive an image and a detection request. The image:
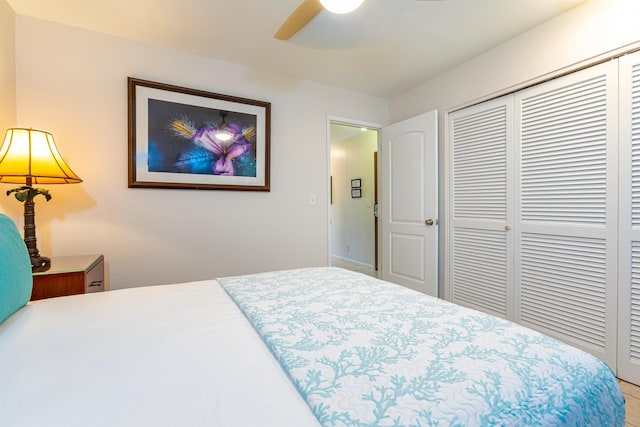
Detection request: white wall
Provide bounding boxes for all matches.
[389,0,640,296]
[390,0,640,122]
[330,130,377,267]
[5,16,388,289]
[0,0,15,143]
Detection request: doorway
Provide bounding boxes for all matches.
[327,111,438,295]
[329,123,379,277]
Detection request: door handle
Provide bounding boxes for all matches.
[425,219,434,226]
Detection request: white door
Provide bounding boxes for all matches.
[448,96,514,319]
[380,111,438,296]
[513,61,618,370]
[618,51,640,385]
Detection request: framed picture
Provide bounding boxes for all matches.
[351,188,362,198]
[351,178,361,188]
[128,77,271,191]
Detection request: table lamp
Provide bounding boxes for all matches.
[0,128,82,272]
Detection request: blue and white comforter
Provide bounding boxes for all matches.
[219,267,625,427]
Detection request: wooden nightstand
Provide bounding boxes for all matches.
[31,255,105,300]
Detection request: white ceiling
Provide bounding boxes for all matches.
[7,0,587,97]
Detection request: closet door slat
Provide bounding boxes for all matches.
[452,104,508,221]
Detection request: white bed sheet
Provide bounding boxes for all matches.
[0,280,321,427]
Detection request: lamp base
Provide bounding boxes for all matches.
[31,255,51,272]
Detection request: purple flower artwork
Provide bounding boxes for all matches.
[147,99,257,177]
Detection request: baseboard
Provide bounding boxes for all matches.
[330,254,374,270]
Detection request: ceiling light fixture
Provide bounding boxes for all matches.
[319,0,365,14]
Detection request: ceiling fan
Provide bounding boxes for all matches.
[274,0,445,40]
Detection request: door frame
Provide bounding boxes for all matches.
[326,115,383,270]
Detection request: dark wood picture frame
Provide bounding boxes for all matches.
[128,77,271,191]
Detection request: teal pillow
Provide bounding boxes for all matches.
[0,214,32,323]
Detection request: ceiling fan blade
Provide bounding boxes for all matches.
[274,0,324,40]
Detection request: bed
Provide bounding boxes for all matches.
[0,214,626,426]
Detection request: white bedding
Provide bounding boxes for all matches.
[0,280,321,427]
[0,269,625,427]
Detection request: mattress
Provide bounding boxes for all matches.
[0,267,626,426]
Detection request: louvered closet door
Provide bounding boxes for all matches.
[513,61,618,368]
[448,97,514,319]
[619,51,640,385]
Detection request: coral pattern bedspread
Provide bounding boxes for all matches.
[220,267,625,427]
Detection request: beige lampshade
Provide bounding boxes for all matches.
[0,128,82,185]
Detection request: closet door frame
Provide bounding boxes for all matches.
[446,60,619,372]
